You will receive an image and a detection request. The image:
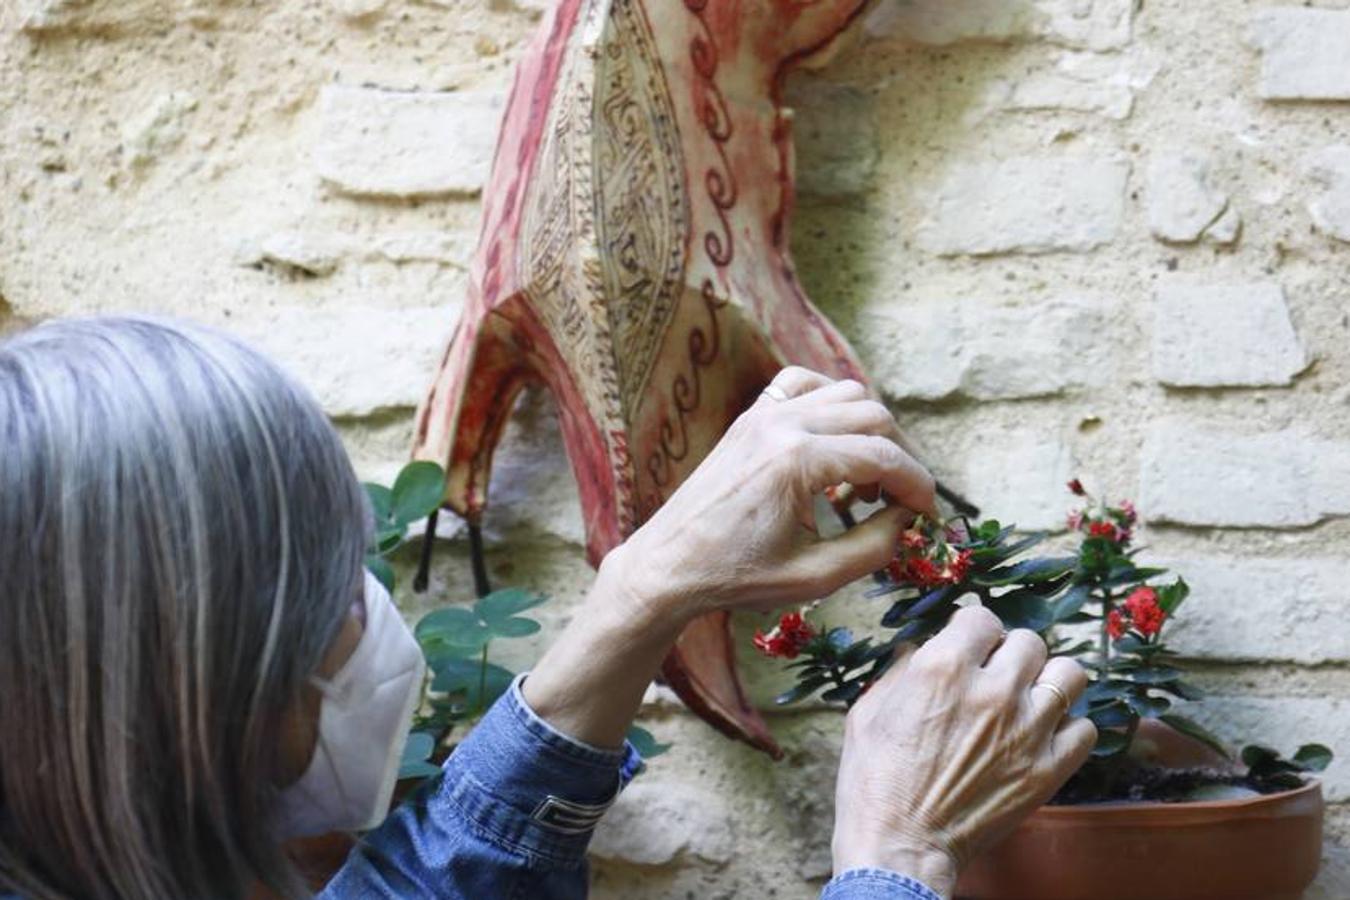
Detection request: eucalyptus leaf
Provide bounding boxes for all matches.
[391,461,447,525]
[626,724,672,759]
[489,616,542,638]
[475,588,548,625]
[431,659,515,710]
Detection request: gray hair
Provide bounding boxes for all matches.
[0,316,370,898]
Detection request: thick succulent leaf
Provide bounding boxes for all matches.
[1294,744,1334,773]
[1162,714,1232,760]
[1092,729,1131,757]
[973,556,1077,587]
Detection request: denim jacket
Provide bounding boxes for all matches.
[320,675,941,899]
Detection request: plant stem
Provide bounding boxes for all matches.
[478,641,489,715]
[1098,586,1114,680]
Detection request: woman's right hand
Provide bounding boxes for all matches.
[830,606,1096,898]
[607,366,937,624]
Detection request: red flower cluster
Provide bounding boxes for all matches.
[753,611,816,659]
[886,524,973,589]
[1107,586,1167,640]
[1065,480,1137,546]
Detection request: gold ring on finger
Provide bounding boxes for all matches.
[1032,680,1071,718]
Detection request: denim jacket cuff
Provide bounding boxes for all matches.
[438,673,642,867]
[821,868,945,900]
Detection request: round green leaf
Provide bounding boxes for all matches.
[490,616,541,638]
[391,461,447,525]
[475,588,548,624]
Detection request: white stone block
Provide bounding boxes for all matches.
[1307,145,1350,244]
[960,430,1076,531]
[857,297,1106,401]
[590,779,736,865]
[315,86,505,198]
[1139,420,1350,528]
[1156,557,1350,664]
[1147,155,1230,244]
[229,304,459,417]
[1250,9,1350,101]
[1152,282,1305,387]
[918,157,1129,255]
[1037,0,1136,51]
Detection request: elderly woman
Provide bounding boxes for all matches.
[0,317,1093,900]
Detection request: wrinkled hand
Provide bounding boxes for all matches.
[831,606,1095,898]
[608,366,936,621]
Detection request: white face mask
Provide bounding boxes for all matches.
[275,570,427,838]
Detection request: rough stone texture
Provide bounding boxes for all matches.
[591,779,737,866]
[786,77,879,199]
[1157,557,1350,664]
[1152,282,1306,388]
[865,0,1133,50]
[315,86,505,198]
[960,430,1076,532]
[997,52,1139,120]
[1147,154,1230,243]
[1308,145,1350,244]
[1250,8,1350,101]
[235,305,459,417]
[917,157,1128,255]
[857,297,1106,401]
[5,0,1350,893]
[1139,421,1350,529]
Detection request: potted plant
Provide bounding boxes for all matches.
[760,481,1331,900]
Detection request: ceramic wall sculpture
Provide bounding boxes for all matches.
[414,0,908,757]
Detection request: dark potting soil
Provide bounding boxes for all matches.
[1050,765,1304,806]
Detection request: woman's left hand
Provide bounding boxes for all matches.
[606,366,937,624]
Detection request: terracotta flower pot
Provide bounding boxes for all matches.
[956,780,1324,900]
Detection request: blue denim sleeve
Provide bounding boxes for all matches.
[820,868,945,900]
[320,674,643,900]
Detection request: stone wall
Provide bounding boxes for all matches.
[4,0,1350,895]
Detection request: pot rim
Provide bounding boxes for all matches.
[1033,778,1321,819]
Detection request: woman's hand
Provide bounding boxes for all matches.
[831,606,1096,898]
[607,366,937,623]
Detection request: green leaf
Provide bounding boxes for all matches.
[1157,578,1190,615]
[489,616,542,638]
[973,557,1078,588]
[626,724,672,759]
[1092,729,1131,757]
[391,461,446,525]
[475,588,548,625]
[399,730,442,780]
[1126,692,1172,719]
[431,659,515,709]
[416,607,492,657]
[986,591,1055,632]
[776,675,830,705]
[376,526,406,554]
[1051,584,1092,622]
[366,554,396,592]
[1162,714,1232,760]
[365,483,394,522]
[1294,744,1334,773]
